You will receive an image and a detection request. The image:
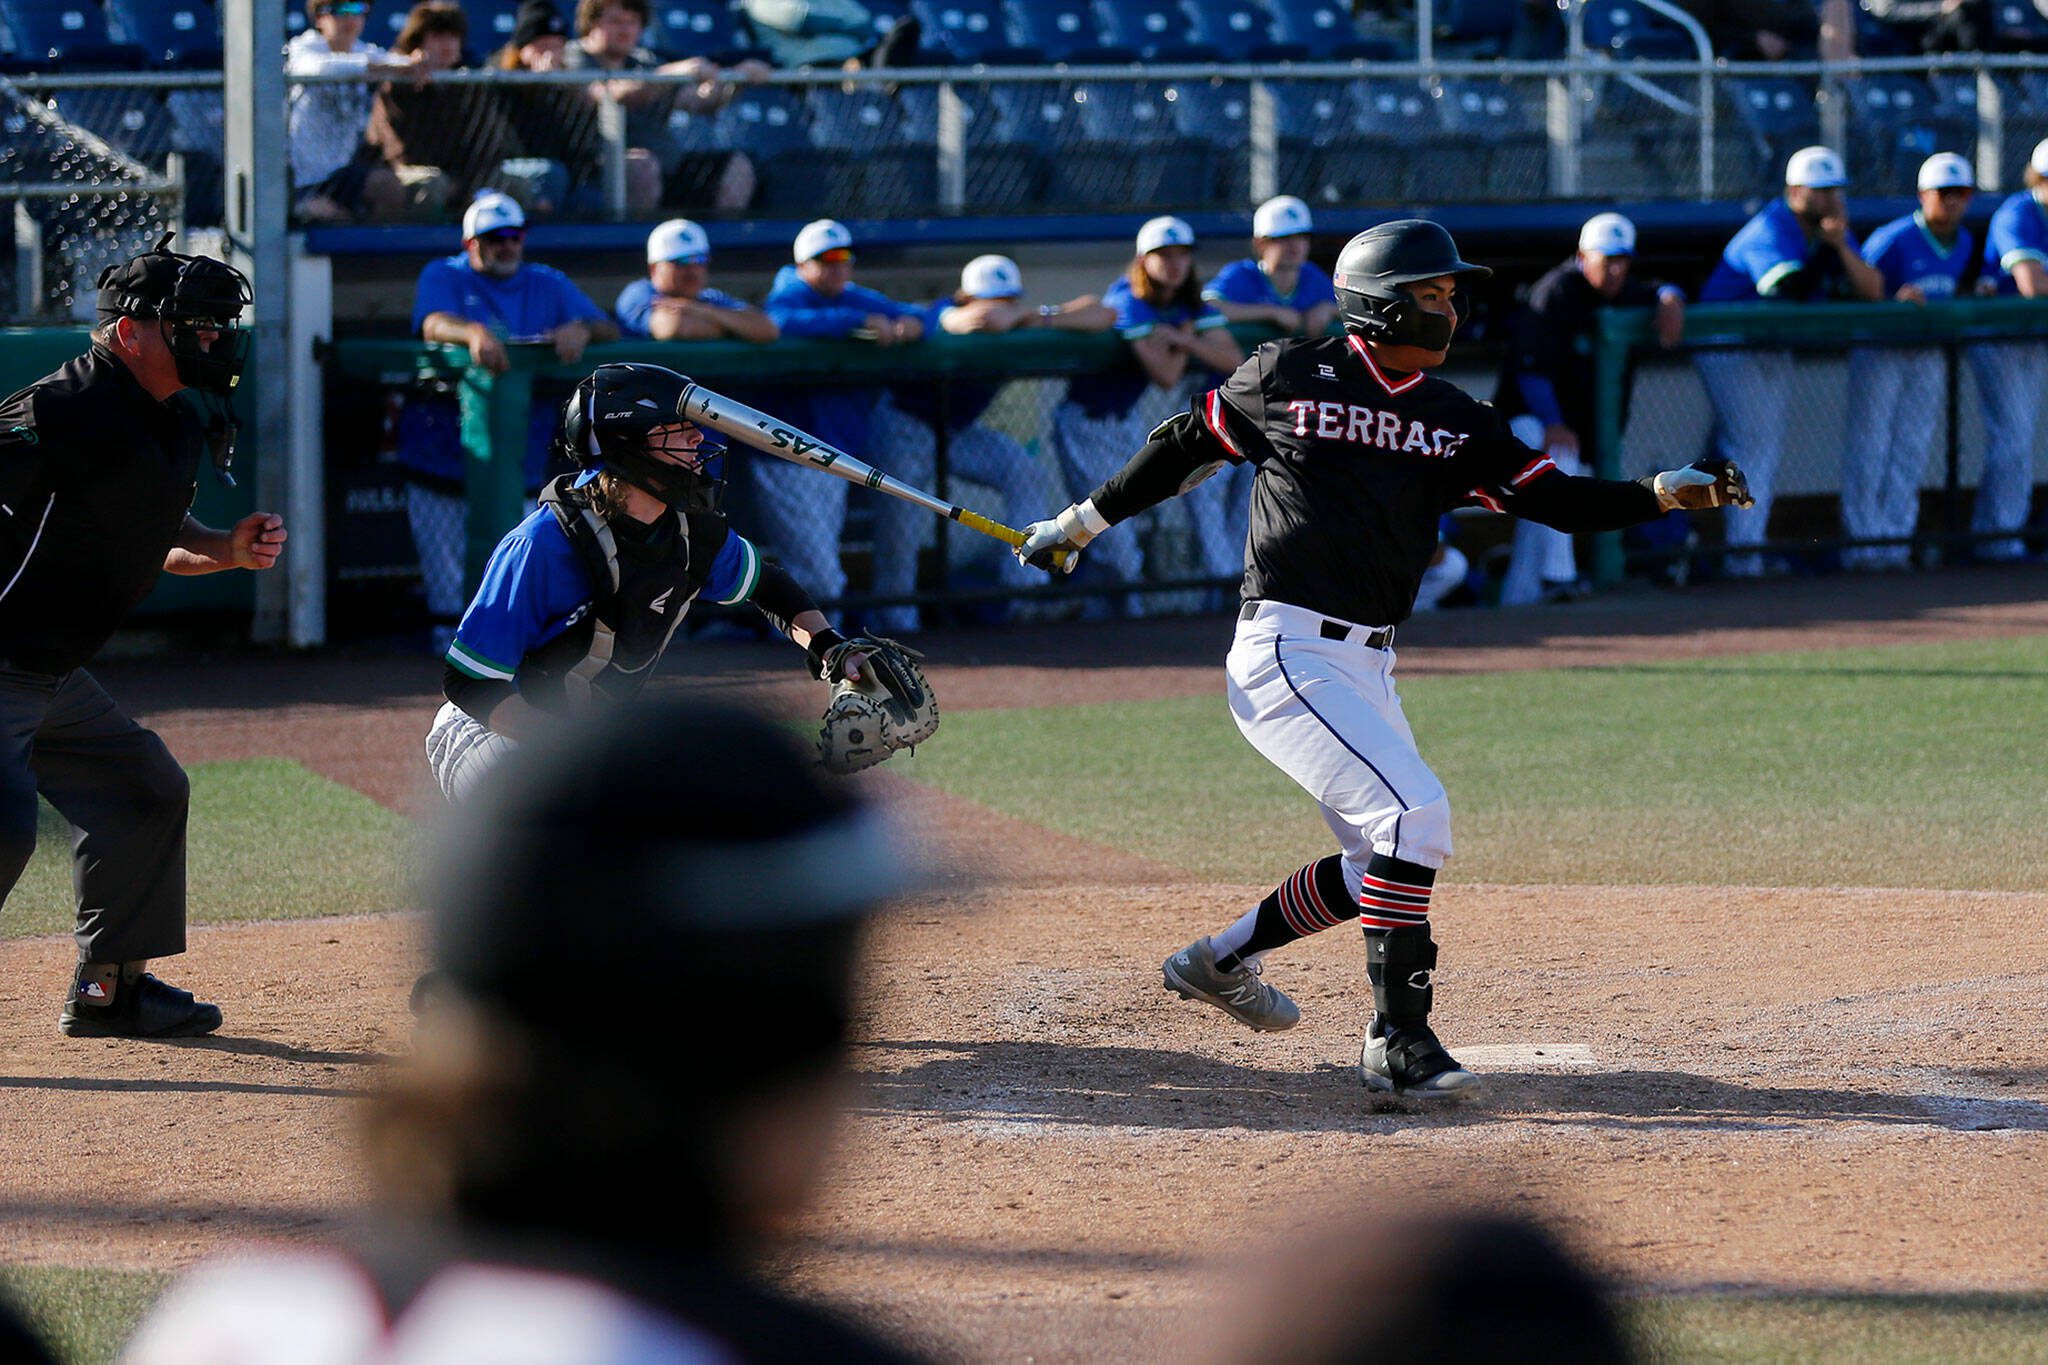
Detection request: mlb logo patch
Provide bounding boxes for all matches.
[78,979,107,1001]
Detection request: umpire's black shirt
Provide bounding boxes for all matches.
[0,345,204,675]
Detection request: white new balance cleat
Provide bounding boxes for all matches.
[1359,1016,1483,1100]
[1162,936,1301,1031]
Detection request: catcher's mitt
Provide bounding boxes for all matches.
[817,636,940,774]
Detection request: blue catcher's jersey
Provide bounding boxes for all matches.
[1982,189,2048,295]
[1862,212,1975,299]
[1700,199,1863,302]
[1063,276,1231,419]
[1203,258,1338,313]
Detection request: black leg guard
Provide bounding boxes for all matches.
[1359,927,1480,1099]
[1364,925,1437,1025]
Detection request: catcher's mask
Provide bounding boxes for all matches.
[1332,219,1491,352]
[96,232,253,483]
[557,362,726,513]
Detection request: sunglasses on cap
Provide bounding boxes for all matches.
[814,248,854,264]
[479,227,526,244]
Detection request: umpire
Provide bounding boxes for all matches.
[0,235,287,1039]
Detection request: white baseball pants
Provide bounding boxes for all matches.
[1226,600,1452,872]
[425,701,519,805]
[1841,347,1941,568]
[1965,340,2048,560]
[1695,348,1793,575]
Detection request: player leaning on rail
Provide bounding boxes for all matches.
[1017,220,1752,1101]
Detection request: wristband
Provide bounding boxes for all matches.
[1053,498,1111,547]
[805,627,849,679]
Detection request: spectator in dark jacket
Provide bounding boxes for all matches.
[367,2,520,215]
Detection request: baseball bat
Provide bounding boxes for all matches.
[676,381,1073,571]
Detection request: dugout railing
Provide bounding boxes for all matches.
[1590,296,2048,583]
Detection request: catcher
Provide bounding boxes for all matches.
[425,362,935,803]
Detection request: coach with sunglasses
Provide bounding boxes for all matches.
[403,192,620,650]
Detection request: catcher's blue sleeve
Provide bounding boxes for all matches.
[699,527,762,605]
[445,509,592,681]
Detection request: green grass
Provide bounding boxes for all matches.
[1631,1293,2048,1363]
[0,758,408,940]
[895,635,2048,889]
[0,1266,166,1365]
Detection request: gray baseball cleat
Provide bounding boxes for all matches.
[1359,1016,1482,1100]
[1162,936,1301,1031]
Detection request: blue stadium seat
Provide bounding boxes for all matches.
[1727,75,1819,144]
[1004,0,1105,61]
[1265,0,1355,47]
[53,86,171,164]
[1096,0,1190,59]
[1438,76,1545,198]
[807,84,906,151]
[985,78,1078,142]
[103,0,216,64]
[1185,0,1274,51]
[1991,0,2048,49]
[1347,77,1443,138]
[0,0,113,59]
[1844,74,1973,191]
[649,0,753,58]
[362,0,412,47]
[1074,77,1185,145]
[465,0,526,50]
[714,83,811,155]
[1432,0,1518,56]
[911,0,1012,61]
[1165,77,1249,145]
[1580,0,1699,57]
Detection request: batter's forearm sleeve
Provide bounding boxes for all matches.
[444,662,516,727]
[749,556,821,638]
[1510,473,1663,532]
[1091,413,1226,525]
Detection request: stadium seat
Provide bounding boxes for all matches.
[1726,74,1821,168]
[1844,74,1974,191]
[648,0,754,59]
[911,0,1013,61]
[808,84,906,151]
[53,86,172,165]
[363,0,411,47]
[1185,0,1274,51]
[1095,0,1191,59]
[1165,77,1250,145]
[0,0,113,60]
[1990,0,2048,50]
[1004,0,1108,62]
[1438,77,1546,199]
[1432,0,1519,57]
[465,0,524,49]
[714,83,811,156]
[102,0,216,65]
[1265,0,1357,47]
[1579,0,1700,57]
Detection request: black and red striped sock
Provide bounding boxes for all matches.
[1212,855,1353,971]
[1358,852,1435,932]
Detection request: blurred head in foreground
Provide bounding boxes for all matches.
[370,696,916,1256]
[1201,1208,1635,1365]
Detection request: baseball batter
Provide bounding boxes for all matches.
[1018,220,1751,1099]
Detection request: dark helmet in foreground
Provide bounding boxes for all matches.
[1332,219,1492,352]
[556,362,727,511]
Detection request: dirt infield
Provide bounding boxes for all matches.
[2,566,2046,1361]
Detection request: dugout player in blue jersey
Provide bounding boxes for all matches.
[1966,136,2048,561]
[403,192,619,650]
[1015,220,1751,1101]
[760,219,926,629]
[867,255,1113,631]
[1697,146,1882,575]
[1198,196,1340,592]
[1052,216,1241,616]
[424,362,881,803]
[1841,153,1981,570]
[614,218,778,343]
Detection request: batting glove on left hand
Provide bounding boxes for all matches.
[1647,457,1754,511]
[1016,498,1110,575]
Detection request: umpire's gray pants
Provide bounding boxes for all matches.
[0,665,189,963]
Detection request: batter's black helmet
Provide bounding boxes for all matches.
[1332,219,1491,350]
[557,362,726,511]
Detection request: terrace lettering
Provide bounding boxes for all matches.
[1285,400,1464,457]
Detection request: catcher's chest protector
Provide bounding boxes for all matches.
[520,478,723,712]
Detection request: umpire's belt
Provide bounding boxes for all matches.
[1239,599,1396,650]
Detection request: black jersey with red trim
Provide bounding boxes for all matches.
[1092,333,1661,626]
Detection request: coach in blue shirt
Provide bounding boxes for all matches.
[615,218,778,343]
[403,192,618,648]
[1965,137,2048,561]
[1696,146,1882,576]
[1842,153,1980,570]
[757,219,925,625]
[1202,195,1339,338]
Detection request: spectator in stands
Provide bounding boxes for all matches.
[741,0,924,68]
[1669,0,1818,58]
[868,255,1114,632]
[403,191,620,650]
[1051,216,1241,618]
[1696,146,1881,577]
[1841,152,1979,571]
[287,0,426,221]
[1858,0,1992,52]
[616,218,779,342]
[560,0,768,213]
[122,699,926,1365]
[1966,137,2048,561]
[367,2,520,218]
[759,219,925,626]
[1195,195,1337,594]
[488,0,600,215]
[1494,211,1686,604]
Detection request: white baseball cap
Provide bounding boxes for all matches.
[462,191,525,239]
[647,217,710,264]
[1252,194,1313,239]
[1577,211,1636,257]
[1917,152,1974,192]
[1786,145,1847,189]
[793,218,854,263]
[960,254,1023,299]
[2029,137,2048,177]
[1136,215,1196,256]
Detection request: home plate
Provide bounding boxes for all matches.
[1454,1044,1599,1069]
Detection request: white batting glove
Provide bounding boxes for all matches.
[1016,499,1109,575]
[1649,458,1754,511]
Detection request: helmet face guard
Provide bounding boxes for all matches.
[1332,219,1491,351]
[557,363,726,513]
